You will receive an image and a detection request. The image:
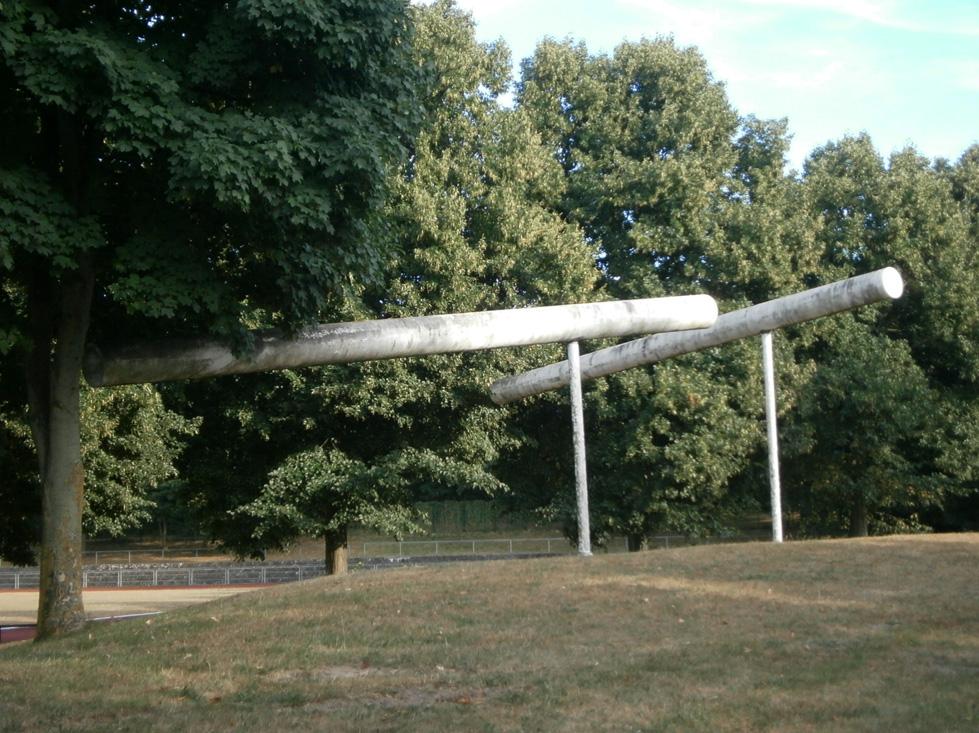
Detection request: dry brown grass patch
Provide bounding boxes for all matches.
[1,533,976,731]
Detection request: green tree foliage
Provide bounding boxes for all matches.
[211,22,976,547]
[5,0,973,599]
[716,116,821,301]
[237,447,450,570]
[519,37,738,296]
[323,0,598,489]
[178,0,598,564]
[0,381,197,563]
[0,367,40,566]
[781,137,979,535]
[79,385,199,537]
[938,146,979,528]
[512,38,799,546]
[512,38,977,544]
[0,0,419,635]
[782,319,944,535]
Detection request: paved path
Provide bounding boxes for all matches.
[0,586,263,625]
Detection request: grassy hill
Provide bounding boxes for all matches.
[2,534,977,732]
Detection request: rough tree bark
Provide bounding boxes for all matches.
[324,526,349,576]
[27,260,95,639]
[23,101,98,639]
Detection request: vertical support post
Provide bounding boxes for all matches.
[761,332,784,543]
[567,341,592,556]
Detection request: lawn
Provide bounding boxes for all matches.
[1,534,977,732]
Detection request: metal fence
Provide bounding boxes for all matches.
[358,536,583,557]
[358,535,696,555]
[0,534,726,589]
[5,537,588,566]
[0,564,324,591]
[0,536,591,568]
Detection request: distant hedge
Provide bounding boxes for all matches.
[414,501,544,535]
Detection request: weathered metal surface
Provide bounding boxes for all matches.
[567,341,592,557]
[85,295,718,387]
[761,332,784,543]
[490,268,904,404]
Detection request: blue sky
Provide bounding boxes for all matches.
[435,0,979,171]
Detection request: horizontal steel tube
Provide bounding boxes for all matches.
[490,267,904,404]
[85,295,718,387]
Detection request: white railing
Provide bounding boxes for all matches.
[357,535,687,556]
[0,534,719,589]
[359,536,581,557]
[76,537,585,564]
[0,564,324,591]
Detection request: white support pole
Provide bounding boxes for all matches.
[490,268,904,405]
[567,341,592,556]
[85,295,717,387]
[760,332,784,543]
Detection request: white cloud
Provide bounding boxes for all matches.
[614,0,770,45]
[612,1,883,96]
[741,0,979,37]
[438,0,528,18]
[617,0,979,38]
[740,0,891,25]
[766,59,846,90]
[447,0,977,170]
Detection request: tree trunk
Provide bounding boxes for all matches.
[30,262,94,639]
[849,496,869,538]
[37,393,87,638]
[626,533,646,552]
[324,526,349,576]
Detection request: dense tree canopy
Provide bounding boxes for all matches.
[505,38,801,544]
[2,1,976,637]
[0,379,197,564]
[178,0,599,565]
[779,138,979,535]
[0,0,421,636]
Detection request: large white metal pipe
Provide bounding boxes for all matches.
[85,295,718,387]
[490,268,904,404]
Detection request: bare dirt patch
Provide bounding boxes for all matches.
[0,586,262,625]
